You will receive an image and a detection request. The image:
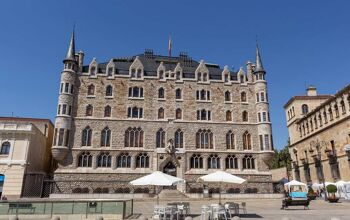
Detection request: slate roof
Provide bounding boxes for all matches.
[82,52,238,80]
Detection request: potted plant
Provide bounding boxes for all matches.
[326,184,339,203]
[307,187,316,200]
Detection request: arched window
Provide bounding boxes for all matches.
[117,153,131,168]
[328,107,333,121]
[334,104,339,118]
[136,153,149,168]
[239,75,244,83]
[224,73,229,82]
[176,71,181,80]
[159,70,164,79]
[196,129,213,149]
[78,152,92,167]
[104,105,111,117]
[224,91,231,102]
[124,127,143,147]
[0,142,10,155]
[101,127,111,147]
[158,88,165,99]
[241,92,247,102]
[86,105,93,116]
[208,154,220,169]
[242,111,248,122]
[131,68,136,78]
[243,131,252,150]
[226,110,232,121]
[175,108,182,120]
[105,85,113,97]
[226,130,235,149]
[190,154,203,169]
[174,129,183,148]
[107,67,114,76]
[90,66,96,76]
[158,108,164,119]
[97,152,111,167]
[203,73,208,81]
[156,128,165,148]
[137,69,142,78]
[82,126,92,146]
[226,155,238,169]
[197,72,202,81]
[175,88,182,99]
[242,155,255,169]
[302,104,309,115]
[87,84,95,96]
[340,100,346,114]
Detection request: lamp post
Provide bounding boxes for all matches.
[310,139,327,201]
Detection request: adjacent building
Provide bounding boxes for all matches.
[51,32,275,196]
[284,85,350,184]
[0,117,54,199]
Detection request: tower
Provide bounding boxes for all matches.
[253,45,274,160]
[51,31,77,162]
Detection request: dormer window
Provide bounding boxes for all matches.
[159,70,164,79]
[90,66,96,76]
[176,71,181,80]
[197,72,201,82]
[240,75,244,83]
[224,74,229,82]
[203,73,208,81]
[107,67,114,77]
[137,69,142,78]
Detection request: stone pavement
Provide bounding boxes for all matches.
[132,198,350,220]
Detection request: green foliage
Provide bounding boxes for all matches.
[326,184,337,193]
[269,139,292,170]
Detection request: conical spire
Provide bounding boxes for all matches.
[64,30,76,62]
[255,44,265,72]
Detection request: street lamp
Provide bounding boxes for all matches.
[310,139,327,201]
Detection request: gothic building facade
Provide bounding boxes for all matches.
[51,32,275,195]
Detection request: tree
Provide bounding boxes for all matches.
[269,139,292,170]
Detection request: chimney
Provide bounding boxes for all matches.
[306,86,317,96]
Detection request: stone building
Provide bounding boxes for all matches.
[284,85,350,184]
[0,117,53,199]
[51,31,275,196]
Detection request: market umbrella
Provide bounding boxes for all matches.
[130,171,185,204]
[197,171,246,204]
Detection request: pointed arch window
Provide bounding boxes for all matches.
[131,68,136,78]
[203,73,208,81]
[208,154,220,169]
[124,127,143,148]
[78,152,92,167]
[175,108,182,120]
[175,88,182,100]
[101,127,111,147]
[0,142,10,155]
[105,85,113,97]
[242,111,248,122]
[82,126,92,146]
[243,131,252,150]
[87,84,95,96]
[176,71,181,80]
[104,105,111,117]
[158,108,164,119]
[137,69,142,78]
[224,91,231,102]
[334,104,339,118]
[117,153,131,168]
[190,154,203,169]
[241,92,247,102]
[197,72,202,82]
[224,73,229,82]
[90,66,96,76]
[158,88,165,99]
[340,100,346,114]
[242,155,255,169]
[174,129,184,148]
[226,155,238,169]
[97,152,111,167]
[86,105,93,116]
[226,130,235,149]
[159,70,164,79]
[156,128,166,148]
[136,153,149,168]
[107,67,114,76]
[226,110,232,121]
[196,129,213,149]
[302,104,309,115]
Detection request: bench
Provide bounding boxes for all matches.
[7,203,36,214]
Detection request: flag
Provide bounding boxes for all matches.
[168,36,172,57]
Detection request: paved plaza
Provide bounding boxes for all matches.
[133,198,350,220]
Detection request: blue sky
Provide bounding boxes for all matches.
[0,0,349,150]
